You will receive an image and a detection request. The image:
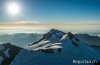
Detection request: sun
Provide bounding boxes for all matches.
[7,2,20,15]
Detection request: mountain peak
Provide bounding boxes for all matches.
[49,29,64,33]
[43,29,65,40]
[67,32,75,39]
[50,29,56,32]
[29,29,80,48]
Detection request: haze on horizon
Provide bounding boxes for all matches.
[0,0,100,34]
[0,22,100,34]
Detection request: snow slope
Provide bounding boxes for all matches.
[10,29,100,65]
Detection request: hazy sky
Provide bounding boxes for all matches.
[0,0,100,23]
[0,0,100,34]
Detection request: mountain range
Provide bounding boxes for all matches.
[0,33,43,47]
[0,29,100,65]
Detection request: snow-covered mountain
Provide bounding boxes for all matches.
[0,43,22,65]
[10,29,100,65]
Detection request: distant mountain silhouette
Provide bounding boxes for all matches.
[0,33,43,47]
[76,34,100,46]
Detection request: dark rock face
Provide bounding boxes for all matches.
[38,48,62,54]
[29,38,44,46]
[57,48,62,52]
[43,29,66,40]
[38,48,54,53]
[0,43,22,65]
[67,32,79,47]
[72,40,79,47]
[67,32,75,39]
[95,62,100,65]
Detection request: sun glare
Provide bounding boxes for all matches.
[7,2,20,15]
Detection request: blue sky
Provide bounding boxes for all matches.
[0,0,100,23]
